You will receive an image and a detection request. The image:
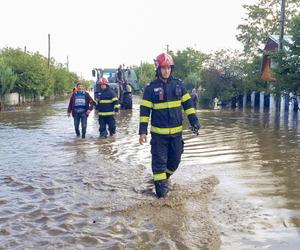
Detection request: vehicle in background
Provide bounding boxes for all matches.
[92,68,140,109]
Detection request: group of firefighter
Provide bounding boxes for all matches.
[67,53,201,198]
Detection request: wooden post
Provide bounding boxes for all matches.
[48,34,51,68]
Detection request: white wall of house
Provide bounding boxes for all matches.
[2,92,19,105]
[1,93,46,106]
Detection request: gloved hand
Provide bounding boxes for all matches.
[114,108,119,113]
[191,122,201,135]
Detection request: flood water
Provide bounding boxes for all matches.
[0,96,300,249]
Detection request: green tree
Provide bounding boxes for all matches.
[0,48,51,98]
[0,47,81,98]
[242,56,265,93]
[0,62,17,97]
[185,72,201,90]
[133,62,155,89]
[200,49,246,106]
[52,65,78,95]
[272,15,300,96]
[79,79,93,91]
[237,0,300,57]
[170,47,207,87]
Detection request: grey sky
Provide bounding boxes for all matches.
[1,0,255,79]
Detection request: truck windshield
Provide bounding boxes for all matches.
[102,71,116,83]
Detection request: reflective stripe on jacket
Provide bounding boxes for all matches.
[95,88,118,116]
[139,77,199,136]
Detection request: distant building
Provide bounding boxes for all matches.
[261,35,292,81]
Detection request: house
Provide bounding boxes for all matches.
[261,35,292,81]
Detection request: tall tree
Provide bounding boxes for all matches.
[0,47,80,97]
[200,50,246,106]
[0,62,17,97]
[133,62,155,89]
[170,47,207,83]
[237,0,300,57]
[272,15,300,96]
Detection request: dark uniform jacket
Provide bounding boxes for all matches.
[139,77,199,136]
[95,87,119,116]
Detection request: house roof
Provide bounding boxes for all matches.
[264,35,293,52]
[269,35,293,44]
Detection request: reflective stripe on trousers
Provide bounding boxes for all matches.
[151,135,184,180]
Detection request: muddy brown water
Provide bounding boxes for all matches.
[0,97,300,249]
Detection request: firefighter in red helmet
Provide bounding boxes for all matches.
[95,77,119,138]
[139,53,200,198]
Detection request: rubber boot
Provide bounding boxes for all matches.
[154,180,169,198]
[75,130,80,137]
[166,173,172,179]
[99,130,108,138]
[109,130,115,137]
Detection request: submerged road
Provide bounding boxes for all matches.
[0,96,300,249]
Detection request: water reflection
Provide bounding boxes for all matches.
[1,98,300,249]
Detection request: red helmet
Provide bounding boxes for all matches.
[98,77,108,85]
[156,53,174,67]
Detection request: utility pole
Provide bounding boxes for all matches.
[66,56,69,71]
[48,33,51,68]
[279,0,286,50]
[166,44,169,54]
[24,46,27,53]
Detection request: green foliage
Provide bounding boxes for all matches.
[271,15,300,95]
[185,72,201,90]
[52,66,78,95]
[242,56,265,93]
[237,0,300,57]
[134,48,206,91]
[0,47,80,98]
[200,50,246,105]
[170,47,207,88]
[79,79,93,91]
[133,62,155,89]
[0,62,17,97]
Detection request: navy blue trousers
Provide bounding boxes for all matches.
[99,116,116,136]
[150,134,184,178]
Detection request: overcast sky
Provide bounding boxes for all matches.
[1,0,255,79]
